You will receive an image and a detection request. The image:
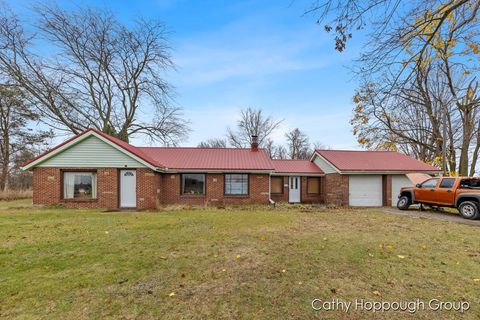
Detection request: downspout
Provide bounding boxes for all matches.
[268,171,275,206]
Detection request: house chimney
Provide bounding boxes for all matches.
[251,135,259,151]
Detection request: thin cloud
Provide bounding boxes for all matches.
[164,2,361,148]
[171,13,343,85]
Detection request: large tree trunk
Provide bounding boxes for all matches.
[1,130,9,192]
[470,145,480,176]
[469,119,480,176]
[458,127,470,176]
[458,104,475,176]
[448,146,456,175]
[458,147,469,176]
[445,111,455,175]
[1,162,9,192]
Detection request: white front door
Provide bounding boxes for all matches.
[120,170,137,208]
[289,176,301,203]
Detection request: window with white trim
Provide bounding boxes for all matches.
[63,172,97,199]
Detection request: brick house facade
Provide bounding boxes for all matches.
[270,176,324,204]
[323,173,349,206]
[32,168,273,209]
[32,167,156,209]
[24,129,440,210]
[158,173,270,206]
[33,167,401,209]
[33,167,120,209]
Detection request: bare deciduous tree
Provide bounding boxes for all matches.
[274,145,288,159]
[0,84,51,191]
[0,4,189,144]
[227,107,283,148]
[306,1,480,108]
[312,141,328,151]
[200,108,326,160]
[264,138,276,158]
[307,0,480,175]
[285,128,311,160]
[197,138,228,148]
[306,0,479,58]
[352,57,480,175]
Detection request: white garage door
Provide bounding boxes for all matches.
[391,175,413,207]
[349,175,383,206]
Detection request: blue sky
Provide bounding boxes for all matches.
[10,0,365,149]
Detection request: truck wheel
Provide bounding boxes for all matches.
[458,201,480,220]
[397,196,411,210]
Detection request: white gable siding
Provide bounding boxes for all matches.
[313,155,338,174]
[38,136,146,168]
[391,174,414,206]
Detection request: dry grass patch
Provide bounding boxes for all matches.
[0,189,32,201]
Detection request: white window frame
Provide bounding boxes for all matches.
[63,171,97,200]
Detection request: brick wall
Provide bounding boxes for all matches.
[98,168,118,209]
[33,167,60,206]
[33,168,332,209]
[324,173,349,206]
[270,176,324,204]
[33,167,161,210]
[158,173,270,205]
[136,168,159,209]
[300,176,324,204]
[270,176,288,203]
[33,167,118,209]
[383,175,393,206]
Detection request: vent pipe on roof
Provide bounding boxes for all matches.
[251,135,259,151]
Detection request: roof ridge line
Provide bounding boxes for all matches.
[316,149,397,152]
[136,146,267,150]
[271,159,312,161]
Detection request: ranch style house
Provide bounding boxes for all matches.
[22,129,440,209]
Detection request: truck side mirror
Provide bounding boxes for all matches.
[416,184,422,188]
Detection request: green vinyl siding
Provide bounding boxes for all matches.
[313,156,338,174]
[38,136,146,168]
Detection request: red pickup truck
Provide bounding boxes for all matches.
[397,177,480,220]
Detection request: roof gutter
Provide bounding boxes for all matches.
[340,170,441,175]
[163,169,275,174]
[271,173,325,177]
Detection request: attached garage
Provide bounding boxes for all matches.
[349,175,383,206]
[311,150,441,207]
[391,174,414,206]
[349,174,417,207]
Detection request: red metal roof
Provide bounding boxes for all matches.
[272,160,324,174]
[315,150,441,172]
[24,129,439,174]
[22,128,273,171]
[137,147,274,171]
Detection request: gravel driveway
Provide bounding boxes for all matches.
[382,207,480,227]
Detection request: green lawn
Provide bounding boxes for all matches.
[1,200,479,319]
